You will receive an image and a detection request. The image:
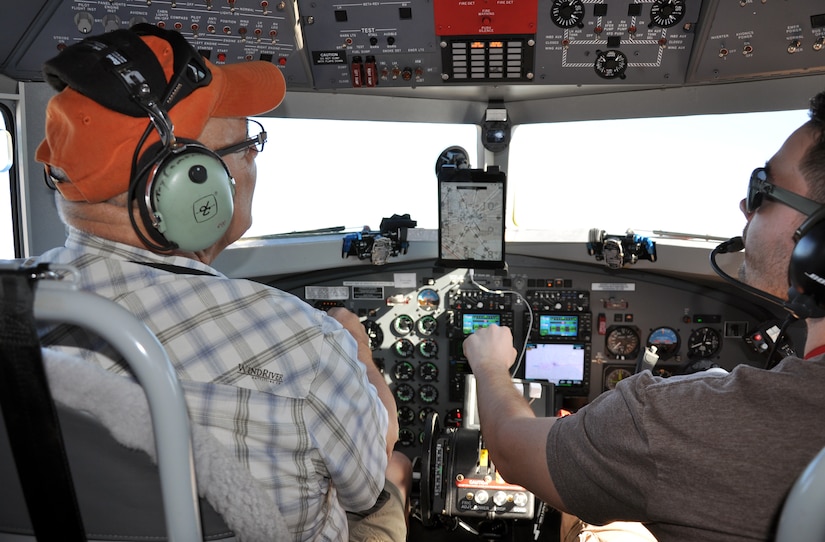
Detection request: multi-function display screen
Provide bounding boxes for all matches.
[524,343,586,386]
[462,313,501,335]
[538,314,579,338]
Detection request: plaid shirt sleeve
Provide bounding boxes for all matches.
[307,320,388,510]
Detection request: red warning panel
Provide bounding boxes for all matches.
[434,0,539,36]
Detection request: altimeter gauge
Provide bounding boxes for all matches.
[687,326,721,359]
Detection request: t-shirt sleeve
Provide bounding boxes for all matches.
[307,318,389,511]
[547,372,658,525]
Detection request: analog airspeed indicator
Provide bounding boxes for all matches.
[606,325,641,359]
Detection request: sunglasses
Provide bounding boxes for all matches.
[746,167,821,216]
[215,119,267,157]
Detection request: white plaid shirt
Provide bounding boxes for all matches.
[38,227,389,541]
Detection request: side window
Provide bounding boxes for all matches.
[0,105,14,259]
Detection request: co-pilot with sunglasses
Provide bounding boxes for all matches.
[459,90,825,542]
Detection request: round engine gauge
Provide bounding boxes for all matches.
[398,428,416,447]
[594,49,628,80]
[398,406,416,424]
[393,338,415,358]
[419,361,439,382]
[393,361,415,381]
[647,326,680,360]
[550,0,585,28]
[394,383,414,403]
[687,327,721,359]
[650,0,686,28]
[605,367,633,390]
[416,315,438,336]
[419,384,439,404]
[606,325,640,359]
[417,339,438,359]
[391,314,414,336]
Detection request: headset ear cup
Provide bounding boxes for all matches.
[132,140,175,250]
[789,218,825,309]
[149,142,235,252]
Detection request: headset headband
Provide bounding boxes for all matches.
[42,23,211,119]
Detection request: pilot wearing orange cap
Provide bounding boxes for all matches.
[35,24,410,542]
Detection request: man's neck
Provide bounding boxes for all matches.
[804,317,825,358]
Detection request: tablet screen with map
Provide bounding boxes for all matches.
[437,166,506,269]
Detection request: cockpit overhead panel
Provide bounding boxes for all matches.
[3,0,825,94]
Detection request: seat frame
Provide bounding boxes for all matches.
[0,262,203,541]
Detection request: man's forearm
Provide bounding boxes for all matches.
[359,342,400,456]
[472,364,538,481]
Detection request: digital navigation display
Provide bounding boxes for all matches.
[524,343,586,386]
[438,166,506,269]
[539,314,579,338]
[462,313,501,335]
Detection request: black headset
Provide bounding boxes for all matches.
[711,221,825,321]
[787,208,825,316]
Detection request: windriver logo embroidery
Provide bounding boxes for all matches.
[237,363,284,385]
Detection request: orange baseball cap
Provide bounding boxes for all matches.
[35,24,286,203]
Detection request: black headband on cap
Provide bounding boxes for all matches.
[42,23,212,118]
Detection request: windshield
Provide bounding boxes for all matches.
[507,109,810,241]
[247,118,477,237]
[245,110,810,241]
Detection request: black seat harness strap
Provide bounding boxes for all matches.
[0,265,87,541]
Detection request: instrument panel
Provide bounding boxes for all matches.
[3,0,825,91]
[266,253,778,458]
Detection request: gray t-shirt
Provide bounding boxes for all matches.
[547,356,825,541]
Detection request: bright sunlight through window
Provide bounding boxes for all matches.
[244,110,810,242]
[507,109,811,240]
[247,118,477,237]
